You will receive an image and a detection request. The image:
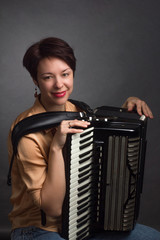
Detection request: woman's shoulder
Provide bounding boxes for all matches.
[10,107,35,131]
[11,97,45,131]
[8,105,37,155]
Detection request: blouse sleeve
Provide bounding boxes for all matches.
[16,134,48,208]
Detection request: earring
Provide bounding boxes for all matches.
[34,87,38,98]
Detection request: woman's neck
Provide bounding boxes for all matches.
[39,96,66,112]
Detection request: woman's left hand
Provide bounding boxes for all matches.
[122,96,153,118]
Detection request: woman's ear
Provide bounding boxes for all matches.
[33,79,39,98]
[33,79,38,86]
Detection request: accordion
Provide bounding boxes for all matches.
[61,106,147,240]
[7,101,147,240]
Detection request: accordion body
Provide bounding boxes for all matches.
[8,101,147,240]
[61,106,147,240]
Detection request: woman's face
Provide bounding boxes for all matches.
[35,57,74,111]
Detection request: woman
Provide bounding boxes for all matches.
[8,37,159,240]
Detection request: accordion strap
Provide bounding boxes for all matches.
[7,99,93,226]
[7,99,93,186]
[69,99,93,115]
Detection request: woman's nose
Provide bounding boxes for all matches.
[54,77,63,89]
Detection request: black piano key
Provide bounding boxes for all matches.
[80,129,93,138]
[80,136,93,145]
[78,164,95,178]
[77,232,90,240]
[79,163,92,173]
[78,164,94,180]
[77,213,89,224]
[78,182,91,192]
[77,219,89,230]
[77,208,97,226]
[69,160,92,178]
[79,154,93,164]
[79,141,93,150]
[76,230,90,240]
[79,150,93,159]
[78,173,92,184]
[77,210,92,225]
[77,224,90,238]
[77,217,91,229]
[77,203,92,216]
[77,199,91,211]
[78,185,91,197]
[69,178,92,198]
[78,168,92,179]
[71,163,98,183]
[77,195,90,205]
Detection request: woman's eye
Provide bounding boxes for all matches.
[62,73,69,77]
[43,76,53,80]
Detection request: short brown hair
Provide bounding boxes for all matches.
[23,37,76,81]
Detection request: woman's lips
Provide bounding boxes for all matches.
[52,91,66,98]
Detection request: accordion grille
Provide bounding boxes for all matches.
[103,135,140,231]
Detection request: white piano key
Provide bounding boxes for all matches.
[70,177,92,194]
[71,127,94,140]
[69,203,92,222]
[71,138,94,151]
[71,139,93,155]
[69,206,92,225]
[70,173,92,186]
[71,133,93,147]
[69,153,93,168]
[70,187,91,201]
[70,184,92,200]
[69,220,90,238]
[69,194,92,213]
[69,220,90,239]
[69,195,92,213]
[70,157,93,171]
[70,153,93,167]
[70,176,92,190]
[70,159,93,178]
[71,132,94,148]
[71,144,93,159]
[69,185,91,200]
[69,207,91,225]
[70,158,93,175]
[69,189,91,205]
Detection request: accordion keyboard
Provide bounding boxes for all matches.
[62,127,95,240]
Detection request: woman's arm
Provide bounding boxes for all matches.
[41,119,90,217]
[122,96,153,119]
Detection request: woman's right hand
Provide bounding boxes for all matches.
[50,120,91,151]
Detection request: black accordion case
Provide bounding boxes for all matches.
[8,101,148,240]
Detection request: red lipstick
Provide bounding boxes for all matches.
[52,91,66,98]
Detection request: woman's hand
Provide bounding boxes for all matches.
[122,96,153,119]
[51,120,91,151]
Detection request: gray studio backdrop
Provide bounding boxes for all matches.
[1,0,160,233]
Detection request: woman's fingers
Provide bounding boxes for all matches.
[61,120,90,134]
[52,120,91,150]
[126,97,153,119]
[141,101,153,118]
